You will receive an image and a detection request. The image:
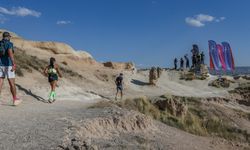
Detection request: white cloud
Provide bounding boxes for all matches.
[0,14,7,24]
[185,14,225,27]
[185,17,205,27]
[196,14,214,22]
[215,16,226,22]
[0,6,41,17]
[56,20,72,25]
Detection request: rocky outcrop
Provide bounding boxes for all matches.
[149,67,158,85]
[180,71,195,81]
[229,83,250,106]
[103,61,134,70]
[200,64,209,76]
[208,78,234,88]
[157,67,163,78]
[154,95,188,118]
[181,64,209,81]
[148,67,163,85]
[1,29,97,66]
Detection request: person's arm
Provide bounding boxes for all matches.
[43,66,49,76]
[8,48,16,72]
[55,64,62,78]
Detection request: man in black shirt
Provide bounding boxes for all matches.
[115,73,124,100]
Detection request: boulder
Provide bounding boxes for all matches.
[208,78,232,88]
[157,67,163,78]
[149,67,158,85]
[154,96,188,118]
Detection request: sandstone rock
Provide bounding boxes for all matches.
[149,67,158,85]
[208,78,231,88]
[157,67,163,78]
[200,64,209,76]
[229,83,250,106]
[242,75,250,80]
[154,96,188,118]
[180,71,195,81]
[103,61,134,70]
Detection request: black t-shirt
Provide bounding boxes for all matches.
[116,76,123,86]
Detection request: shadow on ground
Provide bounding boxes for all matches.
[16,84,48,103]
[131,79,150,86]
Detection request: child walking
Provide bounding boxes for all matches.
[43,57,62,103]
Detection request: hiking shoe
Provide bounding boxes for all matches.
[48,98,56,103]
[13,98,22,106]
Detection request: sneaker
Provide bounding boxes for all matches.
[48,98,56,103]
[13,98,22,106]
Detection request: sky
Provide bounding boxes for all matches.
[0,0,249,68]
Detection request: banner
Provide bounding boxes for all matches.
[208,40,220,71]
[217,44,226,71]
[222,42,235,71]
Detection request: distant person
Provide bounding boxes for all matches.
[184,55,190,69]
[180,58,184,69]
[192,54,196,68]
[0,32,22,106]
[197,53,201,65]
[200,51,205,64]
[191,44,200,56]
[174,58,178,70]
[115,73,124,100]
[43,57,62,103]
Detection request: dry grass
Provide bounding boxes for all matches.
[89,96,250,142]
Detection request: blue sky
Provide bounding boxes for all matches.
[0,0,249,67]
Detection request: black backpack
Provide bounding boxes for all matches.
[0,40,7,56]
[116,76,123,85]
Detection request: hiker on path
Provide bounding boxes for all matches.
[174,58,178,70]
[115,73,124,100]
[43,57,62,103]
[0,32,22,106]
[184,54,190,69]
[180,58,184,69]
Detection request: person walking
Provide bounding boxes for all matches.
[43,57,62,103]
[180,57,184,70]
[184,55,190,69]
[115,73,124,100]
[0,32,22,106]
[174,58,178,70]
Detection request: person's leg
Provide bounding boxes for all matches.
[0,78,4,95]
[7,78,17,100]
[115,87,118,100]
[52,81,57,100]
[120,90,123,100]
[49,81,56,100]
[0,67,5,96]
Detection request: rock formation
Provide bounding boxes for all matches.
[149,67,158,85]
[103,61,134,70]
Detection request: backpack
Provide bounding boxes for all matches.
[0,40,7,56]
[116,76,123,85]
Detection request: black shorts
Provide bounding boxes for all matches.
[48,74,58,83]
[117,85,123,91]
